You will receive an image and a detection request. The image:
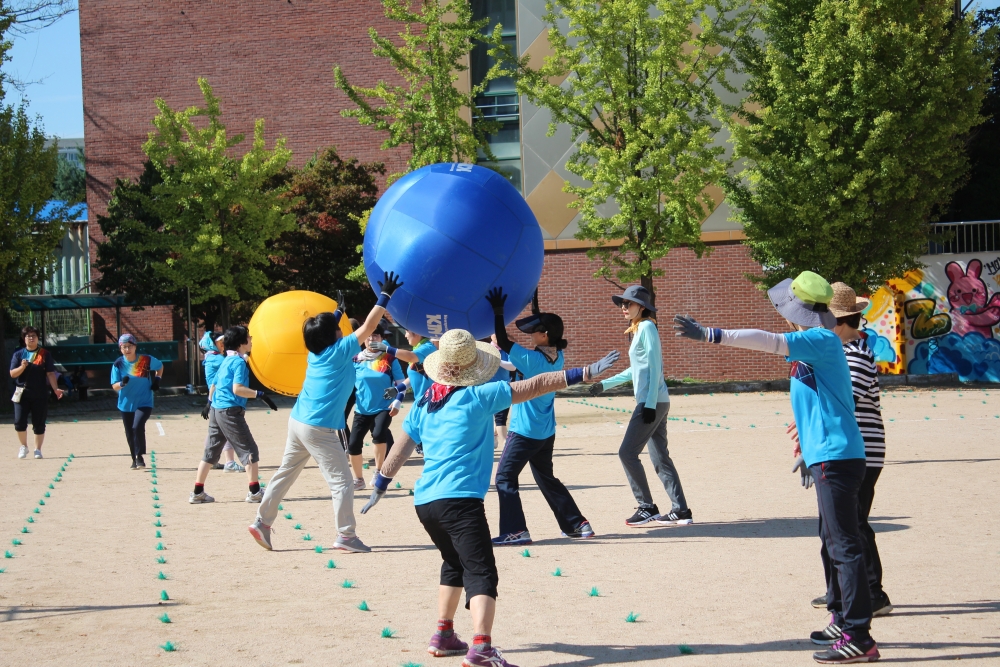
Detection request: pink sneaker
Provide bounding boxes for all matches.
[427,631,468,657]
[462,646,518,667]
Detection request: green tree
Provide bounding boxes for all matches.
[727,0,997,292]
[0,1,62,394]
[333,0,505,181]
[51,147,85,204]
[504,0,748,301]
[265,147,384,313]
[140,78,295,328]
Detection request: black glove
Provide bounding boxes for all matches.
[377,271,403,297]
[485,287,507,316]
[120,375,130,386]
[588,350,620,378]
[383,381,407,400]
[588,382,604,396]
[360,471,392,514]
[256,391,278,411]
[201,402,211,420]
[642,407,656,424]
[672,314,708,341]
[151,376,161,391]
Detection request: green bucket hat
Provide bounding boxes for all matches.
[767,271,836,329]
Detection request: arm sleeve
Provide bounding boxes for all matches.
[493,310,513,353]
[601,366,633,389]
[380,431,418,478]
[499,360,516,372]
[510,371,569,403]
[640,324,662,409]
[712,329,790,355]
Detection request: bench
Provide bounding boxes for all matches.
[48,341,181,368]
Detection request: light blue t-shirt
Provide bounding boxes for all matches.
[508,343,563,440]
[213,353,250,409]
[407,339,437,402]
[404,381,513,505]
[353,353,404,415]
[488,349,513,384]
[291,334,359,430]
[785,328,866,466]
[602,319,668,408]
[110,354,163,412]
[204,352,224,391]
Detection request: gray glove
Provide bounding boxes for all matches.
[588,350,620,378]
[672,314,708,341]
[792,455,813,489]
[588,382,604,397]
[360,472,391,514]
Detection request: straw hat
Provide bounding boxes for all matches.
[828,282,870,318]
[422,329,501,387]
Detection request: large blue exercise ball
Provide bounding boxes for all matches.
[364,163,544,339]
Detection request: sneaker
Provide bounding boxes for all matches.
[248,519,273,550]
[625,505,660,526]
[334,534,372,553]
[811,618,844,645]
[33,449,43,459]
[353,478,366,491]
[428,631,468,657]
[655,508,693,526]
[212,462,226,470]
[491,531,532,546]
[812,595,828,609]
[812,634,880,664]
[224,460,245,473]
[245,489,264,503]
[462,646,518,667]
[17,445,28,459]
[135,455,145,469]
[872,596,893,617]
[189,491,215,504]
[415,444,424,456]
[561,521,596,539]
[130,460,138,470]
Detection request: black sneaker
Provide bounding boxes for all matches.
[812,635,880,663]
[561,521,596,539]
[872,596,893,617]
[625,505,660,526]
[212,462,226,470]
[130,459,138,470]
[655,508,693,526]
[135,455,145,469]
[810,619,844,645]
[812,595,828,608]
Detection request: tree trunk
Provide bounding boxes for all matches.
[0,307,9,400]
[640,274,656,308]
[220,296,231,330]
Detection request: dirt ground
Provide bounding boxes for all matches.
[0,387,997,666]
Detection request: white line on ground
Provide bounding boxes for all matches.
[156,422,165,436]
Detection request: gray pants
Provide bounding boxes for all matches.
[618,402,688,511]
[205,406,259,465]
[257,417,357,538]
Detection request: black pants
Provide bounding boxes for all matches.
[821,466,886,603]
[121,407,153,460]
[347,410,394,456]
[343,389,356,441]
[14,390,48,434]
[493,407,509,427]
[813,459,872,640]
[416,497,499,607]
[495,432,586,536]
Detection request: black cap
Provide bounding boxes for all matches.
[515,313,564,342]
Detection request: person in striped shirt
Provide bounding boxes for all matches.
[823,283,892,617]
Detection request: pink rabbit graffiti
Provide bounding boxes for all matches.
[945,260,1000,338]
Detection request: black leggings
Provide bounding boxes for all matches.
[14,391,48,435]
[121,407,153,459]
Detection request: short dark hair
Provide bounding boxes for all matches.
[836,313,862,329]
[348,318,360,331]
[303,312,343,354]
[21,326,40,340]
[223,325,250,351]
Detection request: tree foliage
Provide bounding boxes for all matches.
[333,0,505,180]
[505,0,748,299]
[52,147,85,204]
[727,0,998,292]
[139,78,295,328]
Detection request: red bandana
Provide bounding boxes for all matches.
[418,383,460,413]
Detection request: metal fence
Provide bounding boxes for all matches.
[928,220,1000,255]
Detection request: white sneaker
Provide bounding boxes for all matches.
[189,491,215,504]
[17,445,28,459]
[34,449,43,459]
[353,478,366,491]
[245,489,264,503]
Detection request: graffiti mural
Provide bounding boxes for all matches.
[890,253,1000,382]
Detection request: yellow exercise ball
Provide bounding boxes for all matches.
[248,291,353,396]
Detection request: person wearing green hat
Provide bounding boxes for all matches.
[672,271,879,664]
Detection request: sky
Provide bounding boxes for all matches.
[3,1,1000,141]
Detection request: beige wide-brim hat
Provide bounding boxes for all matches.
[422,329,501,387]
[828,282,870,318]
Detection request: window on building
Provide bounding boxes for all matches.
[471,0,521,192]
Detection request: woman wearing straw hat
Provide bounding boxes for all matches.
[111,333,164,470]
[800,282,891,618]
[359,296,618,667]
[589,284,692,527]
[199,332,243,473]
[672,271,879,664]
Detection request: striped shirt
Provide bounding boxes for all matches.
[844,336,885,468]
